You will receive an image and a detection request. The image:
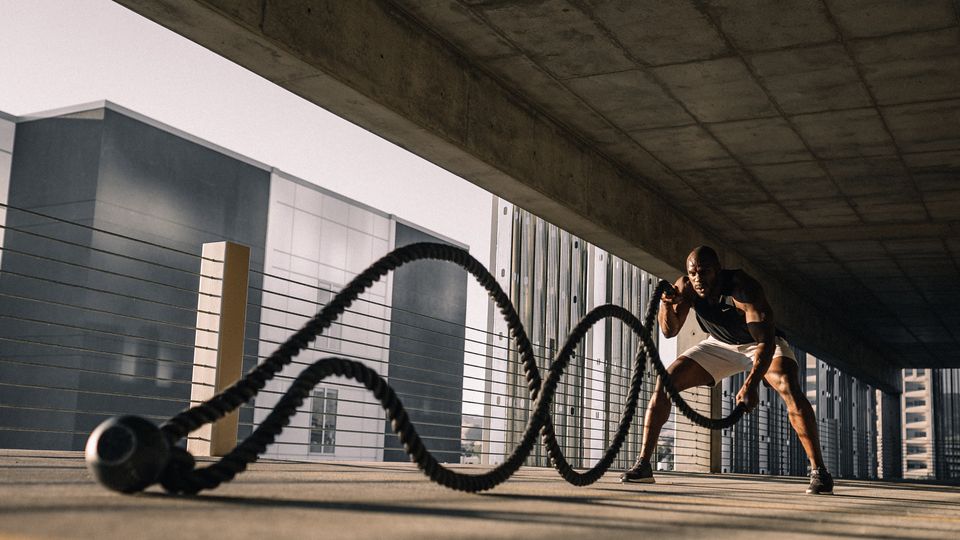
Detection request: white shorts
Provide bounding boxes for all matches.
[679,335,796,385]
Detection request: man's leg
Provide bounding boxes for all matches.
[764,356,832,494]
[622,356,713,482]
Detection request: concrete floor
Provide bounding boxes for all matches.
[1,450,958,540]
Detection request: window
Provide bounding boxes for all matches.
[310,387,338,454]
[906,413,925,424]
[906,461,927,470]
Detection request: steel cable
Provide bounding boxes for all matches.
[106,242,746,494]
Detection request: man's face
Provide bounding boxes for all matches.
[686,258,719,298]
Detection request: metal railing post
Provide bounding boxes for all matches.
[188,241,250,457]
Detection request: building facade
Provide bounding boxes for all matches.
[0,102,466,462]
[255,171,467,462]
[486,198,664,469]
[0,104,270,450]
[902,368,960,481]
[932,369,960,480]
[902,368,935,478]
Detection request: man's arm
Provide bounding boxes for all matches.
[732,271,776,411]
[658,276,693,338]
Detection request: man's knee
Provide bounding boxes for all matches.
[650,380,670,411]
[780,382,809,413]
[770,373,805,410]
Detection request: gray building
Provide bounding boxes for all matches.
[0,102,466,461]
[0,103,270,450]
[932,369,960,480]
[903,368,960,481]
[903,368,935,478]
[487,198,661,469]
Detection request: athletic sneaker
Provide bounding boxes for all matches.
[806,467,834,495]
[620,459,656,484]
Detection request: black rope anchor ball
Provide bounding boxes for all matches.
[85,415,170,493]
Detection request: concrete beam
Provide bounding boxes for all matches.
[747,221,960,244]
[112,0,900,392]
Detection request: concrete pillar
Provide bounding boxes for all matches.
[188,241,251,457]
[876,387,903,479]
[710,383,723,473]
[673,314,712,473]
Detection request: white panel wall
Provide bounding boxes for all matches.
[483,199,514,465]
[256,172,393,461]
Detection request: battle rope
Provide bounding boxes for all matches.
[85,242,745,494]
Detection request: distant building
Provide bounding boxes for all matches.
[803,355,878,479]
[932,369,960,480]
[902,368,935,478]
[486,199,661,470]
[0,102,466,462]
[902,368,960,481]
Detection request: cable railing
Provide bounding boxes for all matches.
[6,200,956,482]
[0,203,658,466]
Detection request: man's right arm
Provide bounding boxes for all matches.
[658,276,692,338]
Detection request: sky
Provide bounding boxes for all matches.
[0,1,499,408]
[0,1,494,259]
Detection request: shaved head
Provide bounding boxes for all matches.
[687,245,720,269]
[686,246,721,299]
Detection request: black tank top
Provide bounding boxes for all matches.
[693,269,784,345]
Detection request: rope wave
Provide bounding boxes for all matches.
[155,242,746,494]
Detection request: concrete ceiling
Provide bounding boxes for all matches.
[391,0,960,371]
[111,0,960,385]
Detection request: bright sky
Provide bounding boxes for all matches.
[0,1,493,257]
[0,1,499,408]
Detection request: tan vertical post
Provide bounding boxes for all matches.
[188,241,251,457]
[710,385,723,473]
[673,316,713,473]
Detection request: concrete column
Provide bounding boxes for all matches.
[188,241,251,457]
[673,315,712,473]
[876,388,903,479]
[710,383,723,473]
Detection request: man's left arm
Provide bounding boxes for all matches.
[734,273,776,412]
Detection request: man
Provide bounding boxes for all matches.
[620,246,833,495]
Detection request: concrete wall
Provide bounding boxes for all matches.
[673,315,713,473]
